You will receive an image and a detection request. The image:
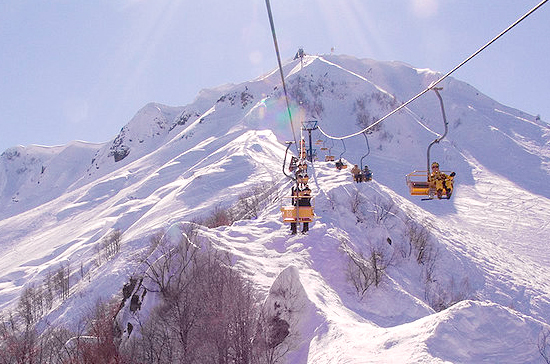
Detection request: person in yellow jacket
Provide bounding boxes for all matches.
[429,162,455,199]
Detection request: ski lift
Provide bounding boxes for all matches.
[281,153,315,230]
[281,140,316,227]
[294,47,305,60]
[280,185,315,225]
[406,88,456,200]
[289,156,298,172]
[299,138,307,159]
[335,140,348,170]
[324,139,335,161]
[352,132,372,182]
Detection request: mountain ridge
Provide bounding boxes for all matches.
[1,54,549,363]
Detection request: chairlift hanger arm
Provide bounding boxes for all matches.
[360,132,370,170]
[338,139,346,160]
[426,88,448,171]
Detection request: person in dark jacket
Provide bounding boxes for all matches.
[298,185,311,233]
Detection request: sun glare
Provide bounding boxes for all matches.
[316,0,388,58]
[411,0,438,19]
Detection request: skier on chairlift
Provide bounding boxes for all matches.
[429,162,455,199]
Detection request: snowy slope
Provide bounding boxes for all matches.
[1,54,550,363]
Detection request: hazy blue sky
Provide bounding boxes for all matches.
[1,0,548,152]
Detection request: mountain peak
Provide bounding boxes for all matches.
[1,54,549,363]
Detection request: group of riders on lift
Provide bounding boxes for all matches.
[350,164,372,183]
[283,140,456,235]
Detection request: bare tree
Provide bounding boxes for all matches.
[539,328,550,363]
[143,227,199,297]
[17,284,43,328]
[130,241,268,364]
[78,299,123,364]
[405,219,434,265]
[103,229,122,259]
[349,190,365,218]
[42,270,54,311]
[230,182,280,221]
[0,311,38,364]
[342,240,389,299]
[54,262,70,301]
[372,195,396,225]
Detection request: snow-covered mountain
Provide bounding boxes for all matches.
[1,54,549,363]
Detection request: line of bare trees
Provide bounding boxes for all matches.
[0,223,290,363]
[0,298,124,364]
[96,229,122,266]
[122,225,289,363]
[9,228,123,338]
[202,182,280,228]
[342,189,471,311]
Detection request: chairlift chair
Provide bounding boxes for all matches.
[280,187,315,223]
[324,139,335,161]
[406,88,455,199]
[335,140,348,170]
[356,132,372,182]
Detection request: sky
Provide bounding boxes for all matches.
[1,0,549,153]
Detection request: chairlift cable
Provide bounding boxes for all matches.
[317,0,548,141]
[264,0,299,153]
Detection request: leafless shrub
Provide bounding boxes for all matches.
[131,245,268,364]
[372,196,396,225]
[204,204,234,228]
[202,182,280,227]
[405,219,434,265]
[427,277,472,312]
[103,229,122,259]
[350,190,365,221]
[342,241,389,299]
[143,227,199,297]
[231,182,279,221]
